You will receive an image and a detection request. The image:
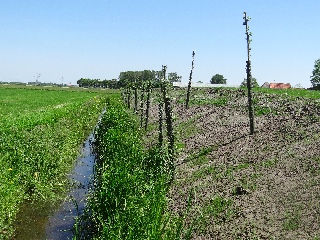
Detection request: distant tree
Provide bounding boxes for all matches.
[109,79,119,88]
[140,70,155,83]
[77,78,90,87]
[153,70,164,88]
[118,71,136,88]
[101,79,108,88]
[168,72,182,83]
[76,78,83,87]
[101,79,119,88]
[210,74,227,84]
[310,58,320,87]
[119,70,156,88]
[77,78,120,88]
[240,78,259,88]
[294,83,303,89]
[118,70,181,88]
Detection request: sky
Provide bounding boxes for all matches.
[0,0,319,88]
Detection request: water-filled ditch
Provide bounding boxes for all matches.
[13,133,96,240]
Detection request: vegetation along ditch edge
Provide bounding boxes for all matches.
[74,98,194,240]
[0,87,114,239]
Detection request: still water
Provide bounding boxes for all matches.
[14,134,95,240]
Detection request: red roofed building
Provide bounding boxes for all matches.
[269,83,291,89]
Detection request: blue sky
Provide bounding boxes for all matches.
[0,0,319,88]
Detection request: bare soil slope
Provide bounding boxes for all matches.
[148,88,320,239]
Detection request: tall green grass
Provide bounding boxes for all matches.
[253,87,320,99]
[0,87,110,239]
[76,98,192,240]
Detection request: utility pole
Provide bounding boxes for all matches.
[34,73,41,84]
[243,12,254,135]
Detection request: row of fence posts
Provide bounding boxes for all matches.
[120,12,255,183]
[121,65,175,180]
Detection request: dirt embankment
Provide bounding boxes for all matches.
[147,88,320,239]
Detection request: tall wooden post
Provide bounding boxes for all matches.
[243,12,254,135]
[144,80,151,131]
[186,50,195,109]
[161,65,175,180]
[134,78,138,114]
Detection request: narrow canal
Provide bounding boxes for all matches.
[14,133,96,240]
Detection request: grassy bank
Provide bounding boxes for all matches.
[76,98,192,240]
[0,87,115,239]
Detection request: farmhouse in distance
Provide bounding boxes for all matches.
[261,82,291,89]
[172,81,292,89]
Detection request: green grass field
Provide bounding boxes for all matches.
[0,86,118,239]
[252,87,320,99]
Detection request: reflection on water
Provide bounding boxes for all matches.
[14,134,95,240]
[14,200,57,240]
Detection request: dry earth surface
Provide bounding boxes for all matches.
[146,88,320,239]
